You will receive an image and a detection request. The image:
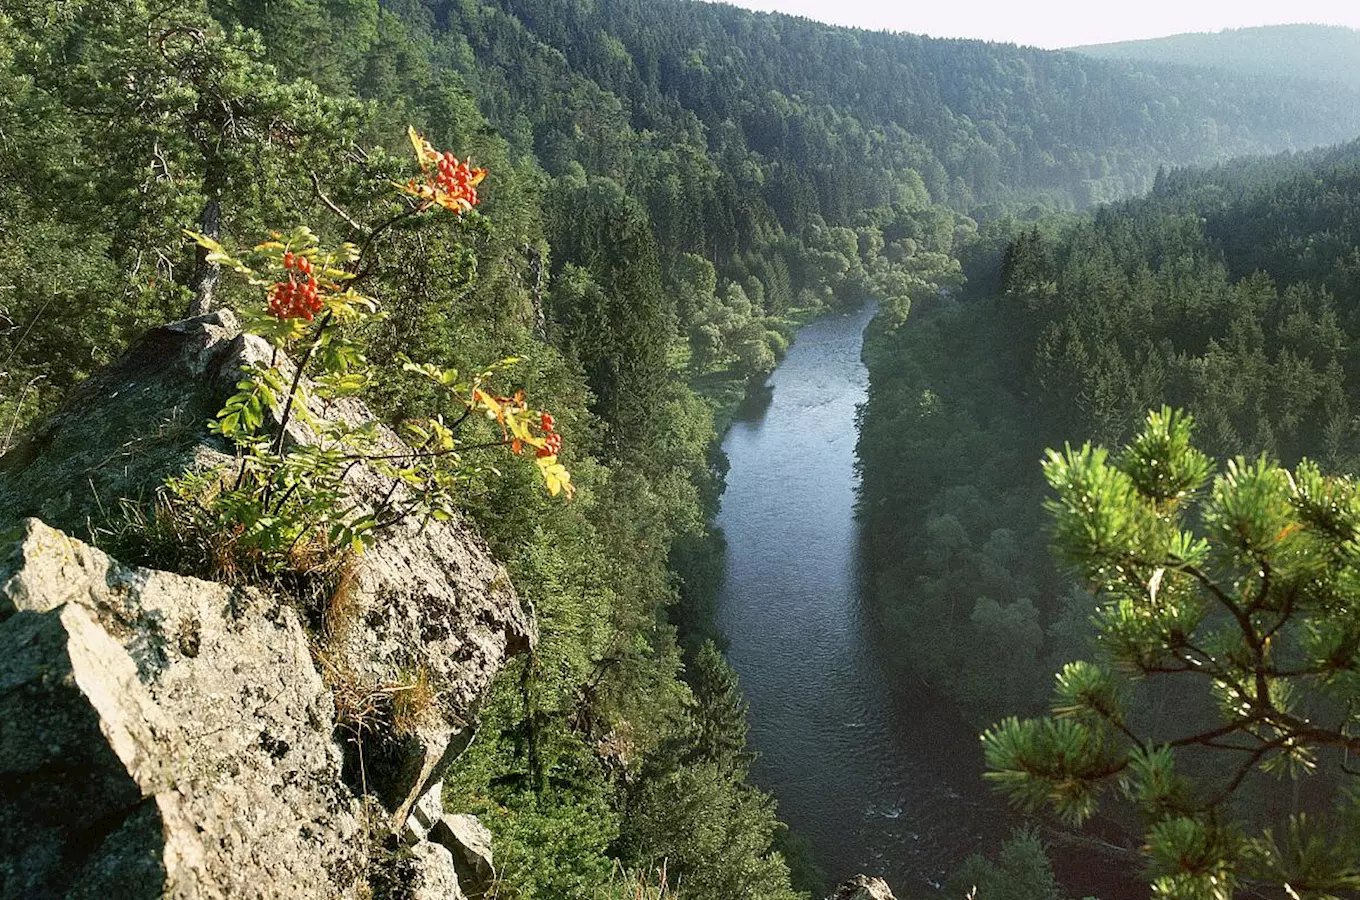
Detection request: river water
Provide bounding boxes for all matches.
[714,303,1005,895]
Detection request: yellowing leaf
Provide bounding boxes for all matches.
[473,389,503,421]
[535,455,574,499]
[407,126,436,169]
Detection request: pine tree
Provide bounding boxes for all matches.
[687,640,754,773]
[1000,227,1057,309]
[984,407,1360,900]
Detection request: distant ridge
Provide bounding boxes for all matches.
[1071,24,1360,91]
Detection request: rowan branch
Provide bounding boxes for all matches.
[310,171,366,236]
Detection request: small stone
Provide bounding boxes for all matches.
[828,875,897,900]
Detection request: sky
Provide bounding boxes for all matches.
[719,0,1360,49]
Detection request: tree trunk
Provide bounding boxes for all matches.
[187,197,221,317]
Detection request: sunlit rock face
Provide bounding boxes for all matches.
[0,518,363,898]
[0,313,535,897]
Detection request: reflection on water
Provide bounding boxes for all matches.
[714,303,1003,895]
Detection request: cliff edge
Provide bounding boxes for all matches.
[0,313,534,898]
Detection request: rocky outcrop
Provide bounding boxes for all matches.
[828,875,898,900]
[0,312,534,896]
[0,311,535,823]
[0,518,363,898]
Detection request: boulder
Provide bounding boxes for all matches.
[429,813,495,898]
[0,311,536,825]
[0,518,362,898]
[408,842,466,900]
[828,875,898,900]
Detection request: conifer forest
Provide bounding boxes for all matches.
[3,2,1360,899]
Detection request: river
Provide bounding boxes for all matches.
[714,303,1006,895]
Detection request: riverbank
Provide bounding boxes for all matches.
[689,303,832,435]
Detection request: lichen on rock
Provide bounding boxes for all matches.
[1,518,362,898]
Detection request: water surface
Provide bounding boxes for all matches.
[715,304,1002,894]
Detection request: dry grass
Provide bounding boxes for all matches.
[389,667,438,739]
[600,862,672,900]
[100,480,364,648]
[319,652,441,750]
[322,553,363,639]
[97,489,250,585]
[318,652,383,746]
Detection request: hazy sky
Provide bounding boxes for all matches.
[719,0,1360,49]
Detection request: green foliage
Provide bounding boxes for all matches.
[860,135,1360,729]
[681,641,753,773]
[985,410,1360,899]
[546,178,673,445]
[618,761,802,900]
[0,0,362,432]
[1,2,807,894]
[472,0,1360,216]
[981,716,1117,826]
[858,280,1062,724]
[448,701,624,900]
[1001,228,1057,309]
[950,828,1067,900]
[21,0,1360,896]
[172,192,571,576]
[860,137,1360,891]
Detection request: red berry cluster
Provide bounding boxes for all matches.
[537,412,562,459]
[434,152,484,210]
[268,252,322,320]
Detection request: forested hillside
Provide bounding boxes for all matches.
[1074,24,1360,92]
[859,135,1360,721]
[12,0,1360,433]
[460,0,1360,208]
[0,2,808,897]
[856,135,1360,895]
[6,0,1360,896]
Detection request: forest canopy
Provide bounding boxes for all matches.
[5,0,1360,897]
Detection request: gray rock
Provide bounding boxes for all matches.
[430,813,494,898]
[408,841,466,900]
[0,518,362,897]
[0,312,536,826]
[0,604,196,899]
[403,781,446,846]
[828,875,898,900]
